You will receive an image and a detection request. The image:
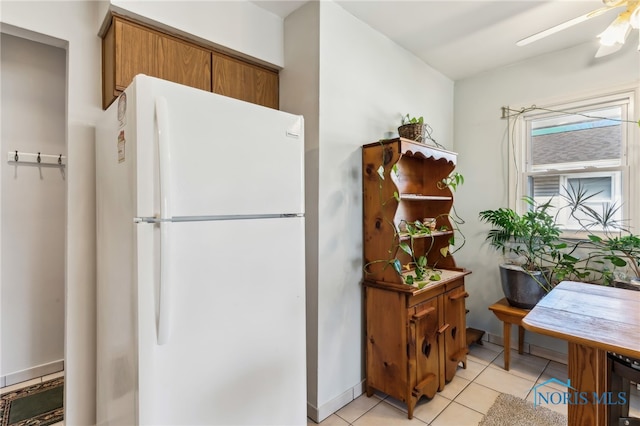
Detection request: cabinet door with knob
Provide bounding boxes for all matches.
[409,296,441,404]
[445,285,469,381]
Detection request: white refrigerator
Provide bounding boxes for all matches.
[96,75,306,425]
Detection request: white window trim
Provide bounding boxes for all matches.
[508,85,639,235]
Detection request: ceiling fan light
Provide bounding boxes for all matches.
[597,15,632,45]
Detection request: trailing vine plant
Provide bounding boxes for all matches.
[363,141,466,289]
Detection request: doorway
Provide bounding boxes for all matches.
[0,33,66,392]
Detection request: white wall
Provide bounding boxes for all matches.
[280,0,321,412]
[283,1,454,421]
[454,41,640,356]
[1,2,102,424]
[1,34,66,385]
[106,0,283,67]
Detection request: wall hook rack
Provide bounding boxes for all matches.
[7,151,66,167]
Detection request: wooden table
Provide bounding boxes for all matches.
[522,281,640,425]
[488,298,529,370]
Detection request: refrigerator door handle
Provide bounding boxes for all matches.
[155,96,172,345]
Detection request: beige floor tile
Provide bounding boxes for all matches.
[0,377,41,394]
[488,351,549,381]
[308,414,349,426]
[438,375,471,400]
[467,344,502,366]
[412,394,452,424]
[474,365,536,399]
[525,384,568,416]
[335,394,381,423]
[537,361,568,390]
[455,359,488,382]
[430,401,484,426]
[454,382,501,414]
[353,400,427,425]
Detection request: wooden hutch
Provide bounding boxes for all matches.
[362,138,470,419]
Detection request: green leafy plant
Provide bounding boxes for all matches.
[561,184,640,283]
[478,197,576,292]
[401,114,424,125]
[395,219,451,287]
[438,172,464,192]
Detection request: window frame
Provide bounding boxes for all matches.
[508,87,638,237]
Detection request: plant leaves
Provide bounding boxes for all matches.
[391,259,402,274]
[377,165,384,180]
[399,242,413,256]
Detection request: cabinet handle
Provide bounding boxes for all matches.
[437,323,450,335]
[412,307,435,320]
[449,291,469,301]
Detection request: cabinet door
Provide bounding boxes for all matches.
[444,284,468,381]
[409,297,440,399]
[156,34,211,92]
[114,19,158,92]
[212,52,279,109]
[365,287,407,401]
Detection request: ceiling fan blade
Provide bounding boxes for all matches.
[517,5,622,46]
[594,42,624,57]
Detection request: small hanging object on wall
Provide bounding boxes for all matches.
[7,151,66,167]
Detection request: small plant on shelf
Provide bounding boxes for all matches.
[398,114,426,143]
[401,114,424,125]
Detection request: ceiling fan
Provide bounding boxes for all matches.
[517,0,640,57]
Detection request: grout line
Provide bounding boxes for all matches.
[524,359,550,401]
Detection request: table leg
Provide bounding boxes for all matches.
[518,326,525,355]
[567,342,607,426]
[503,322,511,371]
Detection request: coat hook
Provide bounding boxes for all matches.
[58,154,62,165]
[37,152,41,163]
[14,150,18,162]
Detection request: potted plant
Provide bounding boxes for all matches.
[397,114,428,143]
[478,197,575,308]
[561,185,640,289]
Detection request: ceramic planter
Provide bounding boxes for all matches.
[499,264,548,309]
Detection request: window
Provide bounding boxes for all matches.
[510,91,636,233]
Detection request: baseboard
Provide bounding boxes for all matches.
[307,380,365,423]
[1,360,64,387]
[486,332,567,364]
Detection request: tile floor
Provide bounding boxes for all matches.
[2,351,638,426]
[0,370,65,426]
[310,341,640,425]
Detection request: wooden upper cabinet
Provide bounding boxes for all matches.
[102,15,279,110]
[155,33,211,93]
[103,17,211,109]
[212,52,279,110]
[113,18,157,93]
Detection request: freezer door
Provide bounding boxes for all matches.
[134,75,305,219]
[136,216,307,425]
